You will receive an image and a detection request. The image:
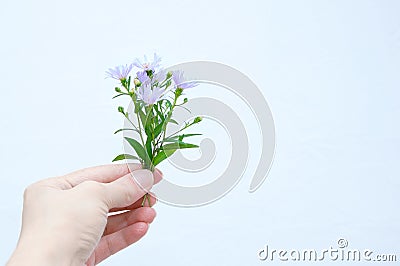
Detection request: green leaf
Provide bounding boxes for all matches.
[153,149,177,166]
[153,123,163,138]
[169,118,179,125]
[140,108,154,129]
[165,100,173,110]
[114,128,139,134]
[163,134,202,142]
[154,104,165,122]
[127,76,131,89]
[144,124,152,137]
[162,141,199,150]
[139,109,148,127]
[112,154,139,162]
[124,137,151,165]
[163,138,177,143]
[145,137,153,160]
[182,133,202,138]
[112,93,126,99]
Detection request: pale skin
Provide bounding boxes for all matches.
[7,164,162,266]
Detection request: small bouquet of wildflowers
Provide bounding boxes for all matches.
[106,54,202,204]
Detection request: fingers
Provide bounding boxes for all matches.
[67,164,162,186]
[41,164,162,190]
[62,163,142,188]
[94,222,149,265]
[153,169,163,184]
[104,207,156,236]
[105,168,162,210]
[40,164,140,189]
[108,173,161,213]
[103,169,154,209]
[104,169,163,212]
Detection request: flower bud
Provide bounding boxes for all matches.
[175,88,183,97]
[134,78,141,86]
[183,98,188,103]
[193,116,202,123]
[115,87,122,93]
[118,106,125,114]
[167,71,173,79]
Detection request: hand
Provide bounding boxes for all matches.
[7,164,162,266]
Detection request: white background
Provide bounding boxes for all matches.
[1,0,400,265]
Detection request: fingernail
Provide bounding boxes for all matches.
[155,168,163,177]
[132,169,154,190]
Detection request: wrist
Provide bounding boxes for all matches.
[7,236,76,266]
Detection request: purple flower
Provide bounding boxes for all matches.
[106,64,133,80]
[136,71,150,84]
[133,53,162,71]
[172,70,198,89]
[136,83,165,105]
[136,69,166,87]
[153,69,167,83]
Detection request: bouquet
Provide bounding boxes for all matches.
[106,54,202,205]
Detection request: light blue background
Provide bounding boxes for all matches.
[1,0,399,265]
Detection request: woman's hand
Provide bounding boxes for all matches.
[7,164,162,266]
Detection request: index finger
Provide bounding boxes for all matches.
[42,164,140,189]
[65,163,141,185]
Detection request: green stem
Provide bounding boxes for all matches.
[159,76,172,88]
[124,114,139,131]
[141,193,152,207]
[161,97,177,143]
[164,123,192,139]
[147,194,152,206]
[136,113,145,147]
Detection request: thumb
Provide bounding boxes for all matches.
[103,169,154,209]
